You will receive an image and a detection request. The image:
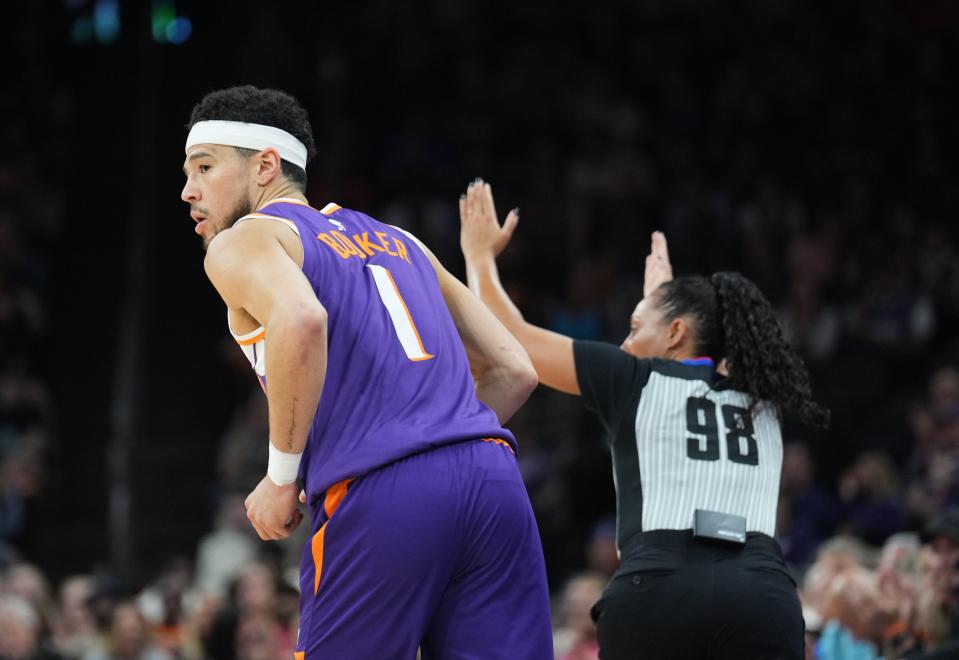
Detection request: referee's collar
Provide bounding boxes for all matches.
[680,356,715,367]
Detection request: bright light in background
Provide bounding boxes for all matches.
[93,0,119,44]
[69,0,119,44]
[66,0,191,45]
[165,17,192,45]
[151,1,174,42]
[152,1,191,44]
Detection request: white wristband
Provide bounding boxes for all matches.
[267,443,303,486]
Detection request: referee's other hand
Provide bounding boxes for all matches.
[643,231,673,298]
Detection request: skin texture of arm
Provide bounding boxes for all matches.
[204,220,327,454]
[416,239,538,423]
[459,180,580,395]
[204,219,326,539]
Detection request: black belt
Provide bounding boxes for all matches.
[620,528,783,558]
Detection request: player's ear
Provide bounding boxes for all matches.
[255,147,283,186]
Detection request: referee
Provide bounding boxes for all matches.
[458,180,829,659]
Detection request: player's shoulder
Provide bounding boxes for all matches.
[206,216,301,270]
[205,221,258,261]
[313,204,397,239]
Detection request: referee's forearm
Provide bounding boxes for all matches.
[464,257,527,335]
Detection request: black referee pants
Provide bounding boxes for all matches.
[591,531,804,660]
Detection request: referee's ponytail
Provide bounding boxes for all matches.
[658,272,829,429]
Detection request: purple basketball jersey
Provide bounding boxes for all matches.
[248,199,515,501]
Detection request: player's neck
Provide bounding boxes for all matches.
[254,182,308,210]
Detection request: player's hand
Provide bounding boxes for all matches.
[244,476,304,541]
[459,178,519,263]
[643,231,673,298]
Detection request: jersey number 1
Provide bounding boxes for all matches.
[685,397,758,466]
[368,265,433,361]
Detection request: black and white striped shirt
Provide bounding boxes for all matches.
[573,341,783,555]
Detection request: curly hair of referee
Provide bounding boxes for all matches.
[657,272,830,429]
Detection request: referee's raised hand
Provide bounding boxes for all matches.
[643,231,673,298]
[459,178,519,262]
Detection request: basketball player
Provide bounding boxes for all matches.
[459,180,829,659]
[180,87,552,659]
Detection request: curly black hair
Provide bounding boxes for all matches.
[657,272,830,429]
[187,85,316,191]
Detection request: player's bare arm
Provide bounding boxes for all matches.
[414,239,537,423]
[204,219,327,541]
[459,180,579,395]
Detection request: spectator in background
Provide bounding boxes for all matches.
[852,256,936,351]
[875,533,921,637]
[176,593,221,660]
[51,576,98,659]
[779,222,841,365]
[135,558,192,658]
[801,511,959,658]
[802,535,872,617]
[5,563,53,613]
[205,562,284,660]
[215,376,270,496]
[233,563,277,621]
[0,378,52,556]
[874,533,923,658]
[232,563,293,657]
[814,566,896,660]
[912,509,959,657]
[778,441,840,567]
[234,611,279,660]
[778,277,841,365]
[0,593,62,660]
[802,607,823,660]
[552,572,604,660]
[838,450,907,546]
[584,518,619,579]
[907,367,959,528]
[81,601,171,660]
[273,581,298,657]
[193,494,256,599]
[82,574,128,656]
[800,534,922,658]
[927,368,959,427]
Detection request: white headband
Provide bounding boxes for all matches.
[185,120,308,170]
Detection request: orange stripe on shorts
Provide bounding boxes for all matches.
[311,478,354,595]
[294,652,305,660]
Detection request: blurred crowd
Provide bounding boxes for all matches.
[0,59,61,602]
[0,546,301,660]
[5,0,959,658]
